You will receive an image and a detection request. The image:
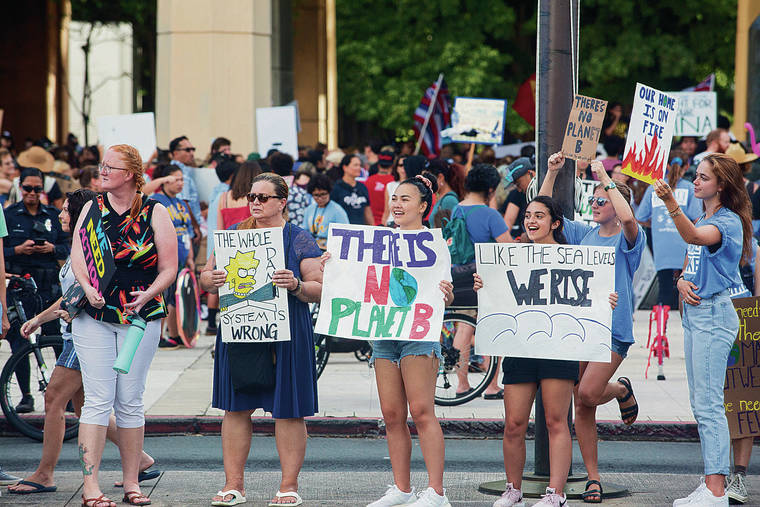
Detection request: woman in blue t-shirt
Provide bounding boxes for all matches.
[540,153,645,503]
[654,153,754,505]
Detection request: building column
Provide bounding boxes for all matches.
[732,0,760,141]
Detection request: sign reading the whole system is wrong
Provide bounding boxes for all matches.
[315,224,451,342]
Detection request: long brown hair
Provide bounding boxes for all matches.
[108,144,145,219]
[230,161,262,200]
[703,153,754,263]
[237,173,289,230]
[667,149,687,189]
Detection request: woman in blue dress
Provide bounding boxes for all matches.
[200,173,323,507]
[539,153,645,503]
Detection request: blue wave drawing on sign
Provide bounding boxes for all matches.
[478,310,611,344]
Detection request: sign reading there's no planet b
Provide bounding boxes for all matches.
[315,224,452,342]
[474,243,614,362]
[562,94,607,161]
[214,227,290,343]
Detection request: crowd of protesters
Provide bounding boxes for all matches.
[0,114,759,507]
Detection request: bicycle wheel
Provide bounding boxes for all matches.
[0,335,79,441]
[314,332,330,379]
[435,313,499,406]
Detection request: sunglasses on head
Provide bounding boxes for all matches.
[21,185,43,193]
[588,196,609,207]
[247,193,280,203]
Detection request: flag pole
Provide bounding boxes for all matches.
[414,73,445,155]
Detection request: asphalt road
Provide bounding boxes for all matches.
[2,435,751,475]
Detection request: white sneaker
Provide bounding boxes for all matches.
[673,478,707,506]
[532,487,567,506]
[492,483,524,507]
[406,487,451,507]
[678,481,728,506]
[727,473,749,504]
[367,485,416,507]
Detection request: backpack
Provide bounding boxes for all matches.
[442,205,484,265]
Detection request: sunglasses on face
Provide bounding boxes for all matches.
[176,147,196,152]
[588,196,609,207]
[247,193,280,203]
[21,185,43,193]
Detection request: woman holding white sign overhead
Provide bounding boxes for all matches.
[473,195,619,507]
[200,173,324,507]
[654,154,753,506]
[539,153,645,504]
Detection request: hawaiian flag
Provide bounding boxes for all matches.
[513,73,536,127]
[413,79,451,158]
[682,73,715,92]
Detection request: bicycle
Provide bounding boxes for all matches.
[435,308,499,406]
[0,274,75,441]
[309,302,330,379]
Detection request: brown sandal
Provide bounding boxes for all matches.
[123,491,151,505]
[82,494,115,507]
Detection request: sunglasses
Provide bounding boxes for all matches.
[98,162,127,175]
[247,193,281,203]
[587,196,609,207]
[176,147,196,152]
[21,185,43,193]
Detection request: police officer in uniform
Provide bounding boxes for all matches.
[4,167,69,413]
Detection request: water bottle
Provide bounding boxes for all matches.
[113,316,146,374]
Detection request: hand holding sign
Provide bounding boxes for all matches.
[84,284,105,308]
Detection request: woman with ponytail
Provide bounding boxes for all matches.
[655,154,753,506]
[70,144,177,507]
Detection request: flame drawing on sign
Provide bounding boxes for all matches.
[622,136,666,180]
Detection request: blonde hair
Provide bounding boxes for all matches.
[108,144,145,219]
[237,173,289,230]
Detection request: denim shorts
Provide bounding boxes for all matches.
[369,340,442,366]
[55,338,81,371]
[611,338,632,359]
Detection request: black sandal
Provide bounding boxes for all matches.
[581,479,603,503]
[617,376,638,426]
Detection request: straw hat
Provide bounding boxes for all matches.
[725,143,758,165]
[17,146,55,173]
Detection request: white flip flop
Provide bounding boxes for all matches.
[268,490,303,507]
[211,489,247,506]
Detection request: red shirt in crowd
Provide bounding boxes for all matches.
[365,172,395,225]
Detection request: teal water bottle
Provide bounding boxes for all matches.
[113,316,147,374]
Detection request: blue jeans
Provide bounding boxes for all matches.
[682,289,739,476]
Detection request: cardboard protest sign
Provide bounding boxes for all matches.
[449,97,507,145]
[621,83,678,185]
[315,224,452,342]
[256,105,299,159]
[671,91,717,137]
[632,245,656,310]
[562,95,607,161]
[79,200,116,294]
[725,297,760,438]
[213,227,290,342]
[96,112,157,163]
[474,243,614,362]
[574,179,597,226]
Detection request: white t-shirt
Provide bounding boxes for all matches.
[59,257,75,339]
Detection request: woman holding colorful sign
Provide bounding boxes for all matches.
[654,153,753,506]
[360,172,455,507]
[70,144,177,507]
[473,195,619,507]
[200,173,324,507]
[540,153,645,504]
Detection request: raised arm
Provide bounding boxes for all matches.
[653,179,721,246]
[539,152,564,198]
[590,161,638,245]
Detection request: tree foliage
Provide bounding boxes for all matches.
[337,0,737,139]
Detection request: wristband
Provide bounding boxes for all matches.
[668,208,683,218]
[288,278,302,295]
[604,181,617,191]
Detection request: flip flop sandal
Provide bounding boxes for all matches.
[81,494,115,507]
[617,376,639,425]
[268,490,303,507]
[7,479,57,494]
[581,479,603,503]
[211,489,247,506]
[455,387,475,398]
[122,491,151,506]
[114,469,161,487]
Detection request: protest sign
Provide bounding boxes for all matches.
[562,95,607,161]
[214,227,290,342]
[315,224,452,342]
[474,243,614,362]
[670,91,717,137]
[725,297,760,438]
[621,83,678,185]
[574,179,597,226]
[256,105,299,159]
[79,200,116,294]
[632,245,656,310]
[96,112,157,163]
[449,97,507,145]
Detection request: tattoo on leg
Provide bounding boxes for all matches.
[79,444,94,476]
